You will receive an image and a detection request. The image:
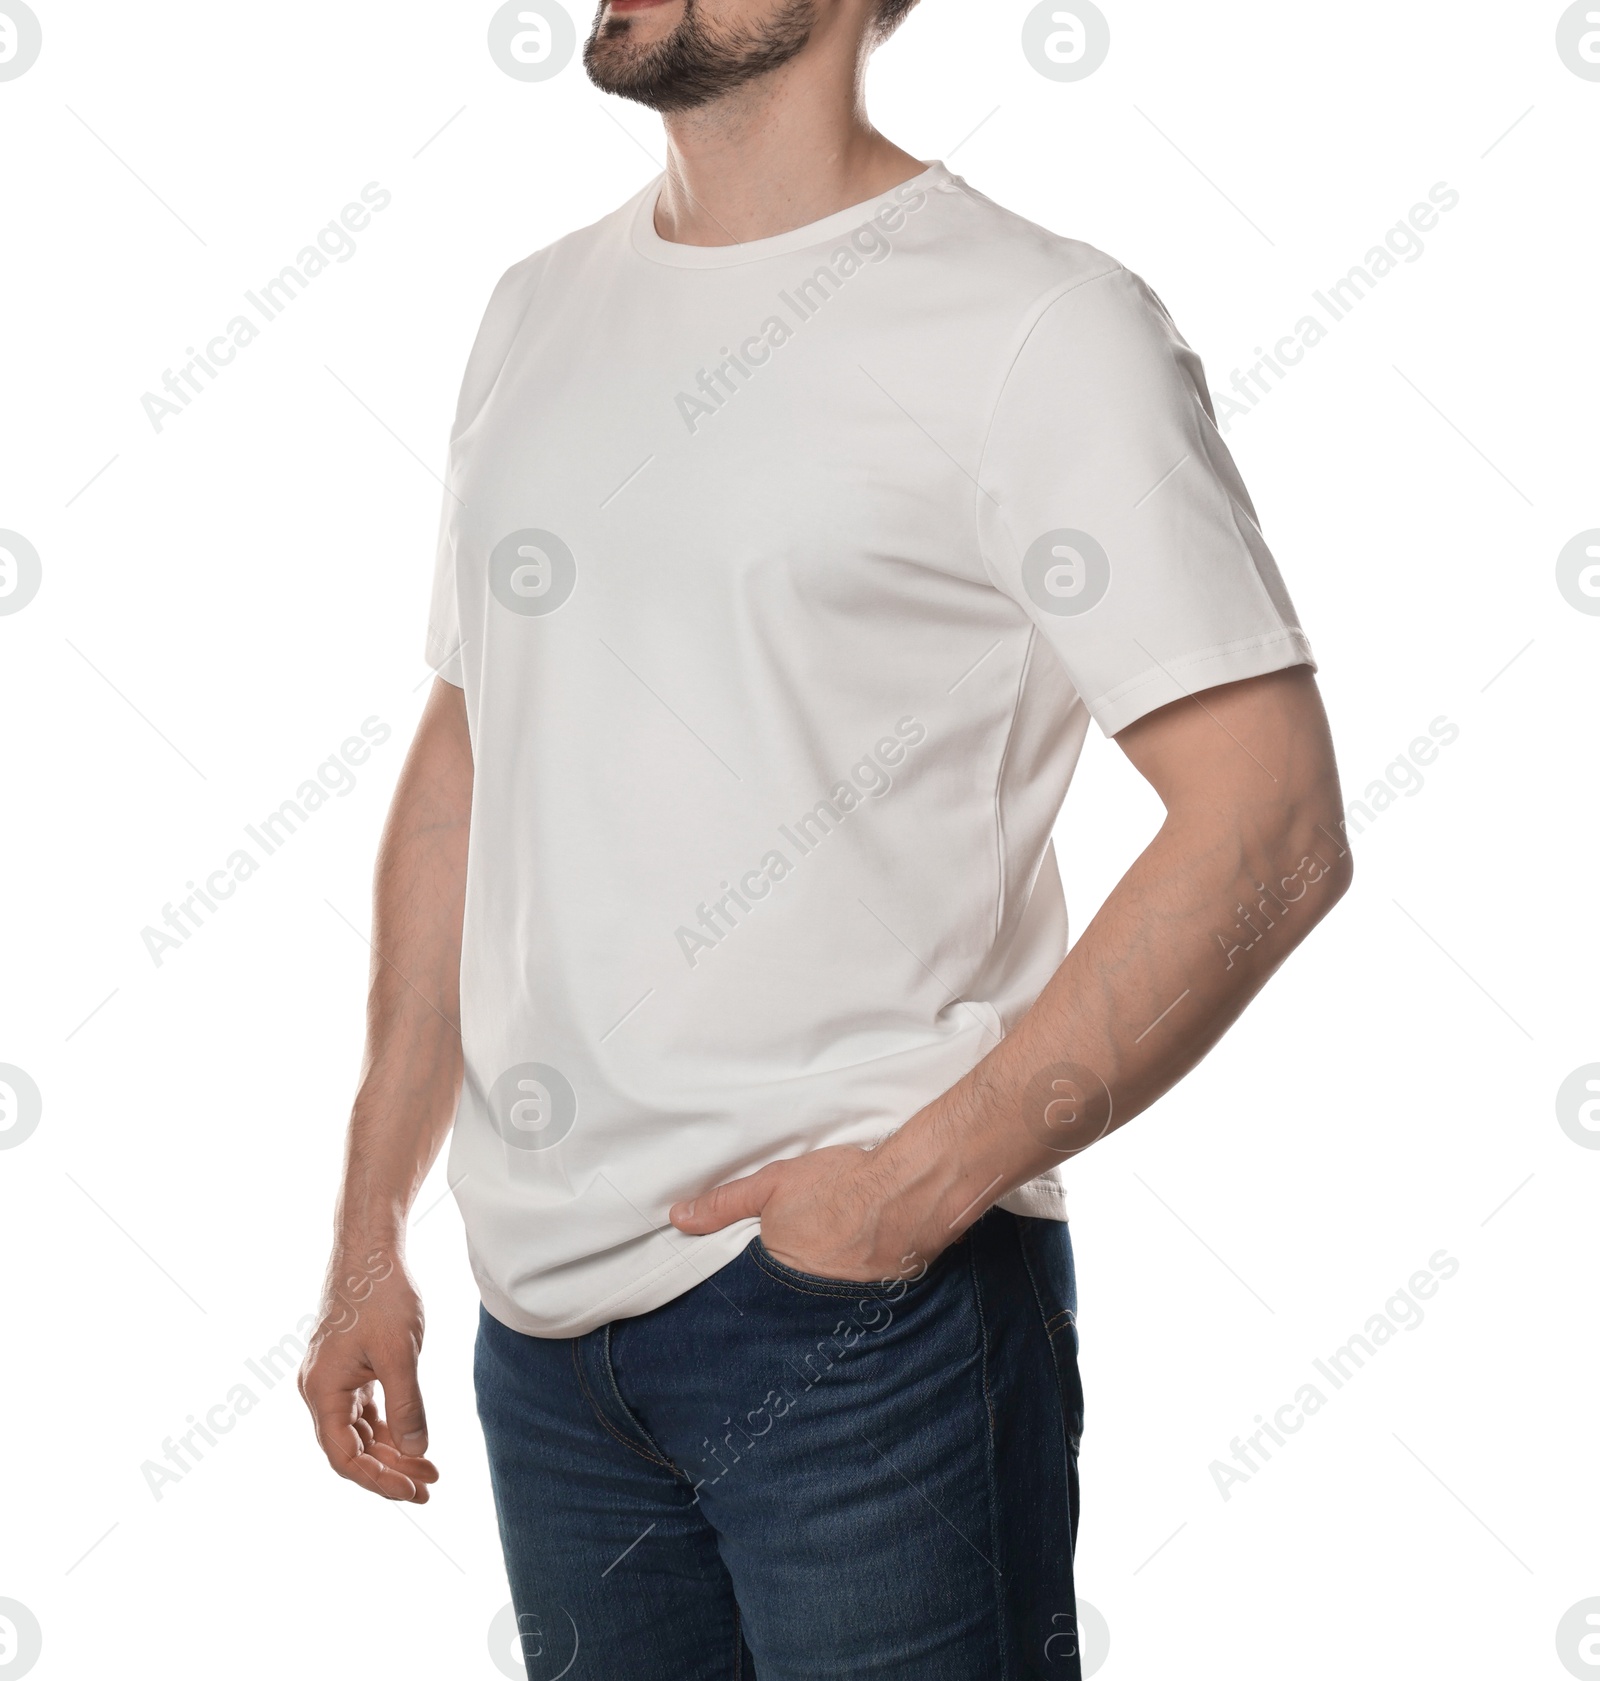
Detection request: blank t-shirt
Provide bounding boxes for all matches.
[426,161,1313,1337]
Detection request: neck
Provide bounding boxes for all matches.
[652,18,923,246]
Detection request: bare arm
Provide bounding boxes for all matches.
[672,667,1354,1275]
[299,677,472,1501]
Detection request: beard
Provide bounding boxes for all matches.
[584,0,818,112]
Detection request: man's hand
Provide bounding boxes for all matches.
[670,1143,939,1282]
[298,1243,440,1503]
[674,669,1352,1274]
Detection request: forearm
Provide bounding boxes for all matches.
[337,996,462,1246]
[874,746,1352,1248]
[333,681,472,1249]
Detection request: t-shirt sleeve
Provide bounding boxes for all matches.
[425,467,465,688]
[976,264,1314,736]
[424,253,547,689]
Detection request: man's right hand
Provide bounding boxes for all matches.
[298,1242,440,1503]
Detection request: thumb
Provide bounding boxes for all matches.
[670,1166,777,1235]
[372,1344,430,1459]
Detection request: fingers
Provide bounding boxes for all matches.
[300,1344,437,1503]
[305,1390,424,1501]
[670,1165,776,1234]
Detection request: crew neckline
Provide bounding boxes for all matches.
[631,161,952,269]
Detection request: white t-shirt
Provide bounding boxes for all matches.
[427,162,1314,1337]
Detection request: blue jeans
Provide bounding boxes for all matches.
[474,1208,1085,1680]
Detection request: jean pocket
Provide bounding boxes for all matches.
[746,1236,908,1299]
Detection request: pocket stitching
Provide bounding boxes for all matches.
[1043,1307,1077,1338]
[748,1238,890,1299]
[569,1339,678,1472]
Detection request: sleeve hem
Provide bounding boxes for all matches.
[424,638,465,688]
[1090,629,1316,737]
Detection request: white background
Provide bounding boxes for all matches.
[2,1,1596,1676]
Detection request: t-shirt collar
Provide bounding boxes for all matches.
[630,160,950,269]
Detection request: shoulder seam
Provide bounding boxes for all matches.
[449,250,551,444]
[971,264,1129,587]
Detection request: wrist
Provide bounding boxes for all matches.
[334,1161,415,1252]
[331,1204,408,1264]
[323,1222,407,1290]
[870,1109,1009,1255]
[875,1054,1079,1245]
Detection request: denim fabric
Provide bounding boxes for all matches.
[474,1208,1085,1679]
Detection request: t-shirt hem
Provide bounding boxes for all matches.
[474,1220,760,1339]
[1090,628,1316,737]
[997,1177,1071,1221]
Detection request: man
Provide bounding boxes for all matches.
[299,1,1351,1675]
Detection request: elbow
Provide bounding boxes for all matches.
[1279,797,1355,923]
[1325,826,1355,904]
[1239,791,1354,942]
